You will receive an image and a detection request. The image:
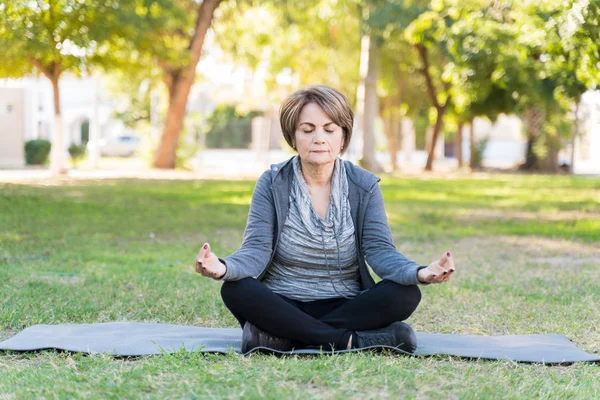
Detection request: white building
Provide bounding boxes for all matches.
[572,90,600,175]
[0,74,131,168]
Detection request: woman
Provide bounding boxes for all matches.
[195,85,455,353]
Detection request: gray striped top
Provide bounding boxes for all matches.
[262,156,361,302]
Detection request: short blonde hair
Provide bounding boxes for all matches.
[279,85,354,154]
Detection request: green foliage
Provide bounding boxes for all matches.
[0,0,124,78]
[81,120,90,143]
[89,1,194,84]
[3,0,597,171]
[107,71,156,133]
[414,114,429,150]
[68,143,87,167]
[24,140,51,165]
[213,0,361,106]
[470,136,489,170]
[175,135,200,170]
[204,105,262,149]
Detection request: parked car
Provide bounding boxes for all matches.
[99,135,141,157]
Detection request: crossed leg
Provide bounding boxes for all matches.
[220,277,421,350]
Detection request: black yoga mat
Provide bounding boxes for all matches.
[1,322,599,364]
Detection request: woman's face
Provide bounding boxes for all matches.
[293,103,345,167]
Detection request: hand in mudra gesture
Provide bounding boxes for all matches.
[195,242,226,279]
[418,251,456,284]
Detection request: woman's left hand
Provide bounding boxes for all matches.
[418,251,456,284]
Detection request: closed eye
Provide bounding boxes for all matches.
[301,129,335,133]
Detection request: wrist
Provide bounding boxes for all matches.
[417,265,429,284]
[214,259,227,280]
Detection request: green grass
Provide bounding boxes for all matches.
[1,174,599,399]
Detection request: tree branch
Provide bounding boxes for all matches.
[415,43,441,110]
[28,57,52,80]
[188,0,223,59]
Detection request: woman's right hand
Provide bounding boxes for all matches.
[195,242,226,279]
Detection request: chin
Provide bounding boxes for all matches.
[305,153,334,163]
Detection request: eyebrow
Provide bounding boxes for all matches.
[298,122,336,127]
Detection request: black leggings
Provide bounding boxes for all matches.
[221,278,421,350]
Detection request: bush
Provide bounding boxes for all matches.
[205,105,262,149]
[24,140,51,165]
[68,143,87,167]
[470,137,489,170]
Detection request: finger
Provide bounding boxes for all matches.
[195,260,205,273]
[428,261,444,273]
[429,262,448,278]
[447,251,455,272]
[440,268,450,280]
[424,268,440,284]
[441,263,457,283]
[198,243,210,260]
[428,265,447,284]
[438,252,450,268]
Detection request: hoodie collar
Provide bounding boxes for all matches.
[269,156,380,192]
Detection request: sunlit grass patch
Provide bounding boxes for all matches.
[1,174,599,398]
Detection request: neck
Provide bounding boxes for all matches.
[299,157,336,187]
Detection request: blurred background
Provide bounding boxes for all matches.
[0,0,599,178]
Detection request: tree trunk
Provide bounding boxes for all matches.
[360,31,381,172]
[391,107,400,171]
[545,145,559,173]
[424,108,444,171]
[521,106,545,170]
[469,119,475,170]
[153,0,223,169]
[393,69,405,172]
[29,59,66,174]
[415,43,450,172]
[383,101,399,172]
[569,100,580,174]
[353,35,368,162]
[456,122,463,168]
[49,68,66,175]
[88,74,101,168]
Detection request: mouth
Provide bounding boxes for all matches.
[312,150,328,153]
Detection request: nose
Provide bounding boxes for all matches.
[313,128,326,144]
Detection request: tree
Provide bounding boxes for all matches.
[213,0,362,155]
[152,0,224,168]
[401,0,523,171]
[356,27,383,172]
[215,0,361,99]
[444,3,524,169]
[378,37,428,171]
[95,0,225,169]
[510,0,599,171]
[0,0,116,174]
[545,0,600,172]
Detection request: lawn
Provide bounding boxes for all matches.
[1,173,599,399]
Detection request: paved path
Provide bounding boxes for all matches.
[0,149,462,183]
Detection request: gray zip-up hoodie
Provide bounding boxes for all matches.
[220,156,423,288]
